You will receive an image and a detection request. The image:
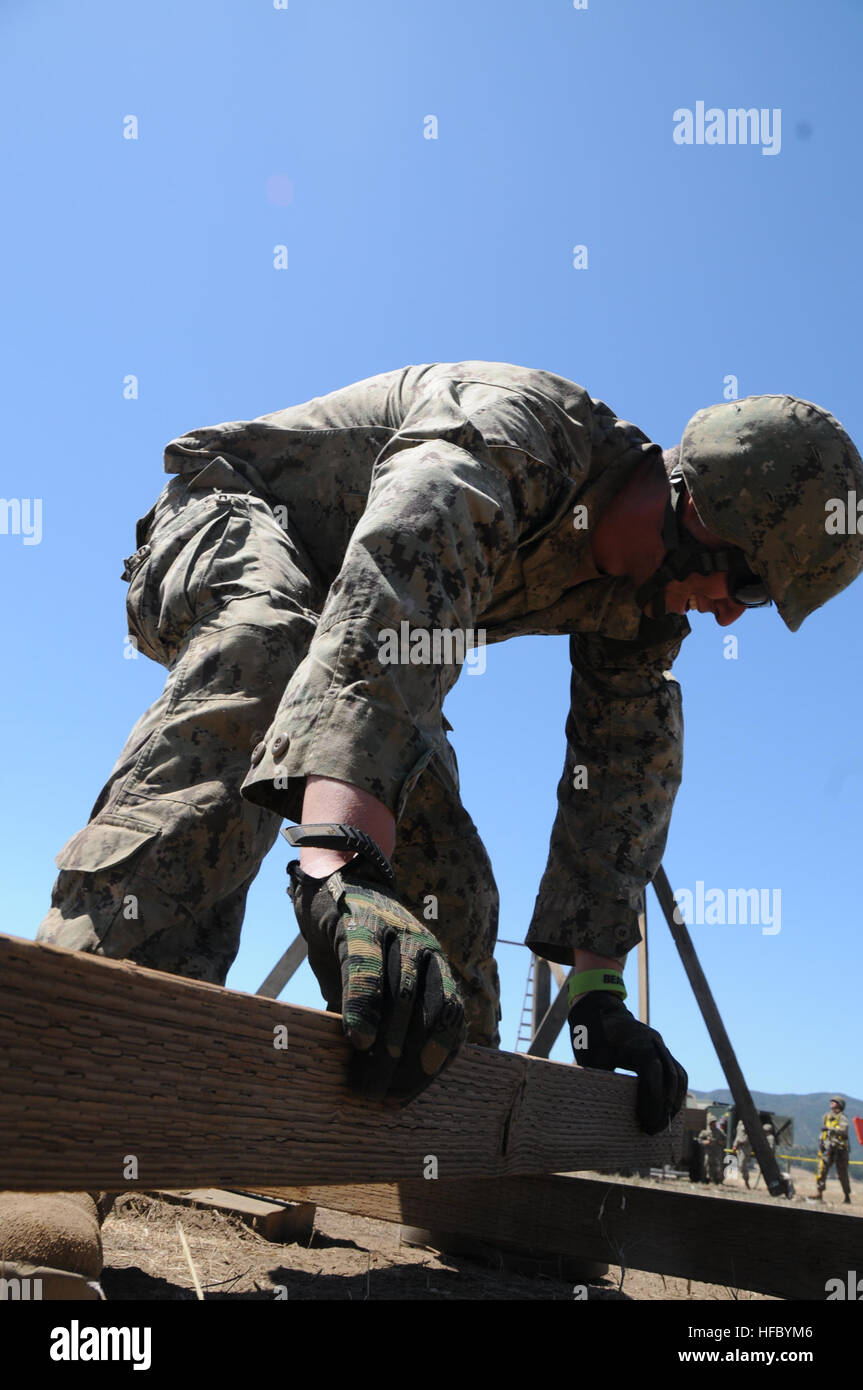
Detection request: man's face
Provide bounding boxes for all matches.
[663,497,748,628]
[830,1100,841,1113]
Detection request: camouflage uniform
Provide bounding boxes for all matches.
[697,1122,725,1183]
[816,1111,851,1198]
[39,362,689,1045]
[734,1119,753,1187]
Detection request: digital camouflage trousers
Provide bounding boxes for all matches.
[816,1145,851,1197]
[38,462,501,1046]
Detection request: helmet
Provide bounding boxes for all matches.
[678,395,863,631]
[830,1096,846,1111]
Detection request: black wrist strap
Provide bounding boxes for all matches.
[281,822,396,889]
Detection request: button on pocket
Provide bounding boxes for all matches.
[121,544,151,583]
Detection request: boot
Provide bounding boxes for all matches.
[843,1194,851,1205]
[812,1189,823,1201]
[0,1191,111,1300]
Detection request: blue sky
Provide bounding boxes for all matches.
[2,0,861,1100]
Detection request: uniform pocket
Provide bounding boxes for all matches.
[54,820,160,873]
[124,496,240,664]
[125,490,322,667]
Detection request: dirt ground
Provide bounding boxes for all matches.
[100,1163,857,1302]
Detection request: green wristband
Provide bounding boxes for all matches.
[568,969,627,1004]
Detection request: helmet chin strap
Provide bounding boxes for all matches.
[634,470,739,617]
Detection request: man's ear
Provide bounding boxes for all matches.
[680,492,728,547]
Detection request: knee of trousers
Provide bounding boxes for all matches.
[124,617,311,807]
[38,789,283,975]
[37,854,261,984]
[168,611,313,720]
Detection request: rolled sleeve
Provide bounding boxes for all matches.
[527,616,688,962]
[241,437,519,820]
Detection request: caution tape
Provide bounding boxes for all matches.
[720,1148,863,1167]
[779,1154,863,1167]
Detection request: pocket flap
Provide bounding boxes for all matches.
[55,821,159,872]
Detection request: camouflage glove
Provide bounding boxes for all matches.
[569,990,688,1136]
[287,853,466,1104]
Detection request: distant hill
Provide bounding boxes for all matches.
[692,1089,863,1161]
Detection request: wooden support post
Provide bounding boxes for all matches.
[0,933,681,1191]
[526,969,573,1059]
[531,957,551,1037]
[636,892,649,1025]
[548,961,567,990]
[256,1175,860,1301]
[652,865,789,1198]
[256,933,307,999]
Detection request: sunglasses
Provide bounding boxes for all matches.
[729,570,772,608]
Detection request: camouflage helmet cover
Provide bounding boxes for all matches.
[830,1095,846,1111]
[678,395,863,631]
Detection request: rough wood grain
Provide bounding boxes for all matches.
[0,932,680,1190]
[255,1175,861,1300]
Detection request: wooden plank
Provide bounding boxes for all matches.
[256,933,307,999]
[0,933,682,1191]
[155,1188,315,1242]
[652,867,789,1197]
[256,1175,862,1300]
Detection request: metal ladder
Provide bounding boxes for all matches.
[514,955,535,1051]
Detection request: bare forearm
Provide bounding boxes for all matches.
[298,775,396,878]
[570,947,626,1004]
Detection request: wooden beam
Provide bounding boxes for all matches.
[255,1175,860,1301]
[155,1189,315,1242]
[652,866,789,1197]
[0,933,681,1191]
[255,933,307,999]
[548,961,567,990]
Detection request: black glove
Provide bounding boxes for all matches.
[288,857,466,1104]
[569,991,688,1135]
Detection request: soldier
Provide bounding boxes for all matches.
[697,1117,726,1184]
[5,362,863,1295]
[733,1118,754,1188]
[815,1096,852,1203]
